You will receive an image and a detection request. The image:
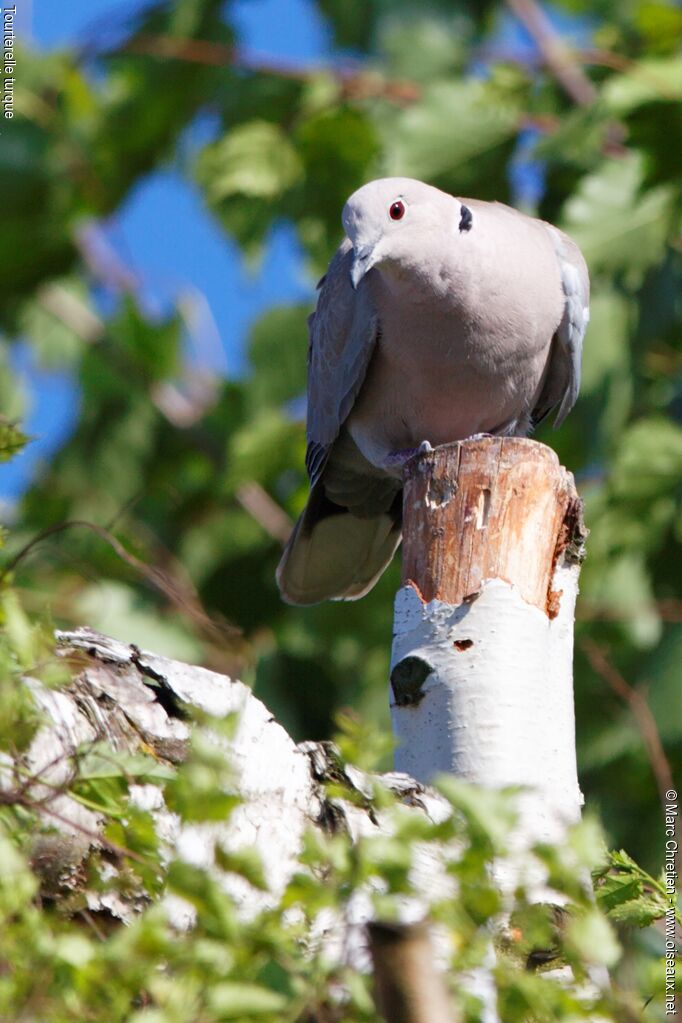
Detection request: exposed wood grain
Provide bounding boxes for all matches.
[402,438,584,613]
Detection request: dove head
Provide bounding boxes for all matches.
[342,177,470,290]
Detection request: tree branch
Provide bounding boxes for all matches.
[236,481,294,544]
[504,0,597,106]
[368,920,458,1023]
[123,34,422,104]
[581,638,674,807]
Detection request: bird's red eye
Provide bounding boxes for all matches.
[389,200,405,221]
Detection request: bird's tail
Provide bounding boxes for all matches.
[276,482,402,606]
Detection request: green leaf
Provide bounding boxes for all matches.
[0,590,40,667]
[436,776,517,852]
[636,3,682,54]
[197,121,303,203]
[53,933,95,968]
[214,844,269,891]
[641,626,682,742]
[561,154,672,276]
[602,57,682,115]
[226,409,304,491]
[246,304,310,411]
[595,849,670,927]
[533,104,613,172]
[166,861,238,939]
[216,70,306,128]
[0,419,29,463]
[108,297,183,382]
[208,981,287,1018]
[564,907,621,967]
[381,79,521,198]
[579,288,632,398]
[0,827,38,914]
[76,744,175,784]
[378,12,470,81]
[294,105,380,261]
[18,278,99,368]
[610,417,682,501]
[580,548,662,647]
[195,120,303,256]
[606,891,667,927]
[596,870,644,913]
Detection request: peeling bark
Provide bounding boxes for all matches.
[9,627,450,939]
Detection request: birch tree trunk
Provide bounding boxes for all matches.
[391,436,587,850]
[388,437,590,1020]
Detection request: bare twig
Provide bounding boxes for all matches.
[505,0,628,151]
[75,221,140,294]
[117,29,637,161]
[33,800,151,866]
[3,519,237,644]
[37,283,105,344]
[505,0,597,106]
[151,374,221,428]
[123,34,422,104]
[123,30,676,108]
[77,909,108,942]
[114,18,677,122]
[579,48,679,99]
[236,481,293,545]
[1,762,151,867]
[479,43,679,102]
[581,639,674,806]
[74,223,224,426]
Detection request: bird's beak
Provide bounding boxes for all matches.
[350,244,376,290]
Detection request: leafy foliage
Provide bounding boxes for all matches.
[0,419,29,463]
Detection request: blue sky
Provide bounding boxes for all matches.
[3,0,329,499]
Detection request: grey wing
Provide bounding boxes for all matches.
[305,237,380,486]
[534,225,590,428]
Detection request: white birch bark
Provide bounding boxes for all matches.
[10,628,451,956]
[390,566,583,847]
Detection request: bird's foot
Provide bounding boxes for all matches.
[383,440,434,470]
[383,448,418,470]
[466,432,493,441]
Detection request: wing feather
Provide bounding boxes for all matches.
[305,239,380,487]
[534,225,590,428]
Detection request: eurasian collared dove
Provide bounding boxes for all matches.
[277,177,589,606]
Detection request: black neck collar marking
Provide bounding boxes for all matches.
[459,204,473,233]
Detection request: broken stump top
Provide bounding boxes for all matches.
[402,437,585,613]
